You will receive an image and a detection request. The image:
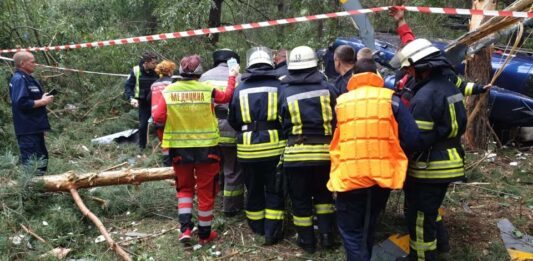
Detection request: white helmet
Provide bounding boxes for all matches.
[390,38,441,69]
[287,46,317,70]
[246,47,274,68]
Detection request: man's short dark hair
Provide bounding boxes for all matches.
[141,51,158,63]
[353,58,377,74]
[334,45,356,64]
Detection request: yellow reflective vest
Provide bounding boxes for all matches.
[161,81,219,148]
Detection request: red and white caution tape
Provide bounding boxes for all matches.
[0,55,128,77]
[1,6,531,54]
[403,6,532,18]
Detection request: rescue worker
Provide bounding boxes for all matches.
[150,60,176,166]
[393,39,468,261]
[153,55,239,245]
[279,46,339,253]
[124,51,159,149]
[333,45,356,94]
[388,7,489,255]
[199,49,244,217]
[228,47,286,245]
[327,58,420,261]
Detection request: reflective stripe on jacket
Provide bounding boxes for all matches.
[328,73,408,192]
[162,81,219,148]
[133,65,141,98]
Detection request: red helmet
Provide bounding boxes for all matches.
[179,55,204,76]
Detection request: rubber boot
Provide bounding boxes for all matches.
[296,226,316,254]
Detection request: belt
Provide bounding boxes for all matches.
[287,135,332,146]
[432,138,461,151]
[241,121,280,132]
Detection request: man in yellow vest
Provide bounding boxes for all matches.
[153,55,238,245]
[124,51,159,149]
[328,59,420,261]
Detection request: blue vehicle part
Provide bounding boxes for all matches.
[489,87,533,127]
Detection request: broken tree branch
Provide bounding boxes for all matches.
[20,224,47,244]
[69,188,131,261]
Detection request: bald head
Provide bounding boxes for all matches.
[357,48,373,61]
[13,51,36,74]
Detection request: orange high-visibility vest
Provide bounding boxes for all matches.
[327,72,408,192]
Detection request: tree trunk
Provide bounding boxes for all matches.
[32,167,174,192]
[464,0,496,150]
[208,0,224,46]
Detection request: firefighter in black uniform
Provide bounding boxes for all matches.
[228,47,286,245]
[279,46,339,254]
[393,39,468,261]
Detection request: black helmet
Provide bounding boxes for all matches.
[412,52,453,71]
[212,49,240,67]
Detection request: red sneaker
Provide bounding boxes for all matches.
[199,231,217,245]
[178,228,192,244]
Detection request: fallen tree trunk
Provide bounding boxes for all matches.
[32,167,174,192]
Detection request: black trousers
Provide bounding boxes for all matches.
[336,186,391,261]
[243,160,284,238]
[138,99,151,149]
[16,133,48,174]
[404,179,449,261]
[285,165,335,246]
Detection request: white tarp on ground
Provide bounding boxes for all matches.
[91,129,138,145]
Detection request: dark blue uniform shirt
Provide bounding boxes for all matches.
[9,70,50,135]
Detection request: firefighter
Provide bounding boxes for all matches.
[388,7,490,255]
[153,55,239,245]
[228,47,286,245]
[150,60,176,166]
[124,51,159,149]
[393,39,468,261]
[199,49,244,217]
[333,45,356,94]
[279,46,339,253]
[327,58,420,261]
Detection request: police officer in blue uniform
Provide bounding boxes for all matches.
[9,51,54,174]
